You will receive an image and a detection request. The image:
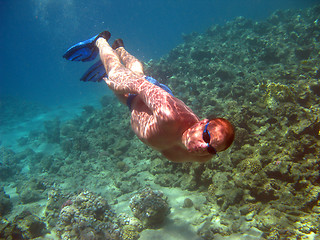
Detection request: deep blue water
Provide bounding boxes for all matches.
[0,0,318,106]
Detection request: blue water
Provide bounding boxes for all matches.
[1,1,320,238]
[0,0,318,106]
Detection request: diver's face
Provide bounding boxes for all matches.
[183,119,214,156]
[183,118,234,155]
[205,118,235,152]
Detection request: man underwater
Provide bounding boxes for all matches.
[63,31,234,163]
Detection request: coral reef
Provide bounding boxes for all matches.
[144,4,320,238]
[129,188,170,228]
[56,190,121,240]
[45,190,67,229]
[0,211,46,239]
[0,147,20,181]
[117,214,143,240]
[16,178,47,204]
[43,190,145,240]
[0,187,12,216]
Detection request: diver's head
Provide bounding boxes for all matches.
[204,118,234,153]
[182,118,235,158]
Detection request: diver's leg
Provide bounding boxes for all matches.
[97,38,173,113]
[96,37,146,95]
[96,38,174,116]
[117,47,144,75]
[95,37,122,76]
[112,39,144,76]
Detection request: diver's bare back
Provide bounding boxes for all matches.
[127,81,205,161]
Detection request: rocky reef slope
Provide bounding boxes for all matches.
[144,4,320,239]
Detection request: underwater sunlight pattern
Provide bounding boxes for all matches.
[0,1,320,239]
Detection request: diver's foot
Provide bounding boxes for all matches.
[63,31,111,62]
[96,31,111,41]
[112,39,124,49]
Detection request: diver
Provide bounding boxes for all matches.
[63,31,235,163]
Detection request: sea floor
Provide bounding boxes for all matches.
[0,95,318,240]
[0,95,262,240]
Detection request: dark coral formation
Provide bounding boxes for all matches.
[16,178,47,204]
[0,211,46,239]
[44,190,144,240]
[55,191,121,240]
[129,188,170,228]
[0,188,12,216]
[0,147,23,181]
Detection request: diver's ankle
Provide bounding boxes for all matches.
[96,37,109,48]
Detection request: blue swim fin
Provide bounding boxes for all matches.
[63,31,111,62]
[80,60,106,82]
